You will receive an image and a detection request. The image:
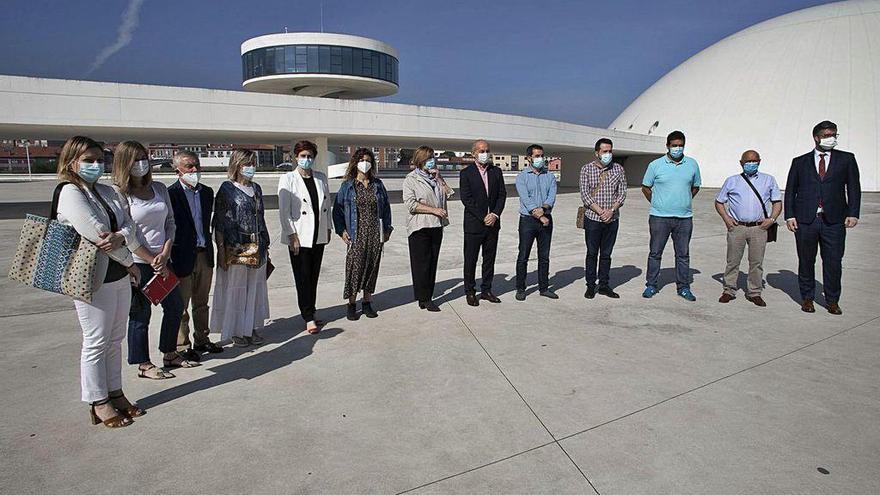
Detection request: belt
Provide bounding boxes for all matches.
[739,221,762,227]
[196,247,208,252]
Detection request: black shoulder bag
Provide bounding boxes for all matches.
[740,173,778,243]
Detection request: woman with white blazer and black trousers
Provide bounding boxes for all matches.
[278,141,333,334]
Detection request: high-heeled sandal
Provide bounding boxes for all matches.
[109,390,145,418]
[137,363,174,380]
[89,398,133,428]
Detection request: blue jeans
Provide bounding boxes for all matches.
[127,263,184,364]
[646,215,693,291]
[584,218,619,289]
[516,215,553,291]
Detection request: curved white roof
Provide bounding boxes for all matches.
[241,33,399,59]
[611,0,880,191]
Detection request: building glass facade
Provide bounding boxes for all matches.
[242,45,398,85]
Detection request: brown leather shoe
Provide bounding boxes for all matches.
[719,293,735,303]
[801,299,815,313]
[827,302,842,315]
[480,291,501,303]
[746,295,766,307]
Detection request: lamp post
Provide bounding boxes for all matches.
[24,140,31,181]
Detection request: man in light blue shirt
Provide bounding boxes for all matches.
[515,144,558,300]
[715,150,782,306]
[641,130,701,301]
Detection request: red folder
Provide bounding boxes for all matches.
[141,271,179,305]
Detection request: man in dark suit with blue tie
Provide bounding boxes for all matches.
[784,121,861,315]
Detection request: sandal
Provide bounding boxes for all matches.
[163,353,201,369]
[232,336,250,348]
[109,390,145,418]
[137,363,175,380]
[89,398,133,428]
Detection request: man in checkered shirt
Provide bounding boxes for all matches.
[580,138,627,299]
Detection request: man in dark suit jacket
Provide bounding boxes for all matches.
[784,120,861,315]
[168,151,222,358]
[460,139,507,306]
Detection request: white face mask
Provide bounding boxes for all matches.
[181,171,201,187]
[241,165,256,179]
[476,152,490,165]
[531,157,545,169]
[131,159,151,177]
[818,136,837,150]
[357,161,372,174]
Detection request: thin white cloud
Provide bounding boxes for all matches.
[86,0,147,75]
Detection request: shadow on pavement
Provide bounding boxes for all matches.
[766,269,825,306]
[138,326,344,409]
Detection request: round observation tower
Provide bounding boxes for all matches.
[241,32,399,99]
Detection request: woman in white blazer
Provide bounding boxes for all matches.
[278,140,333,334]
[55,136,154,428]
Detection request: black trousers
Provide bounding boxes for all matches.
[516,215,552,291]
[408,227,444,303]
[795,216,845,303]
[289,244,325,322]
[463,228,499,294]
[584,218,620,289]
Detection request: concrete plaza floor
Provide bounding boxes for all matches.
[0,188,878,494]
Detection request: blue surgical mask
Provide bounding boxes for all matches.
[599,152,613,166]
[241,165,256,179]
[297,157,313,169]
[743,161,760,175]
[532,157,545,169]
[425,159,436,170]
[668,146,684,159]
[77,161,104,183]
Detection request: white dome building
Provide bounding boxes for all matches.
[611,0,880,191]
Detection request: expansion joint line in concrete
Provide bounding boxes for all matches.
[555,314,880,444]
[397,302,602,495]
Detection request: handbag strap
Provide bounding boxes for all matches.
[49,182,70,221]
[740,173,769,219]
[90,185,119,232]
[591,168,610,197]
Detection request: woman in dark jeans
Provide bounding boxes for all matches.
[332,148,393,321]
[113,141,194,379]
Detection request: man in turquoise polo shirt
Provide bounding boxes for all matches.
[641,130,702,301]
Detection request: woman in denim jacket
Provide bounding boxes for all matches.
[332,148,393,321]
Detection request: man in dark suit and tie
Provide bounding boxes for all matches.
[168,151,222,358]
[460,139,507,306]
[784,120,861,315]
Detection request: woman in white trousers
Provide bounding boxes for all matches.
[55,136,154,428]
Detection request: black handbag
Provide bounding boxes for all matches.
[740,173,778,243]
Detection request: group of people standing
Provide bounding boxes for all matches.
[54,118,860,429]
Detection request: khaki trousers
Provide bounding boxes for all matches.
[723,225,767,297]
[176,251,213,350]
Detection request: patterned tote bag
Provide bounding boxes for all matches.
[8,182,99,303]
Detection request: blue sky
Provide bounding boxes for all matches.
[0,0,832,127]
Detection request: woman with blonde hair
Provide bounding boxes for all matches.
[55,136,151,427]
[332,148,393,321]
[113,140,192,378]
[211,149,271,347]
[402,146,452,311]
